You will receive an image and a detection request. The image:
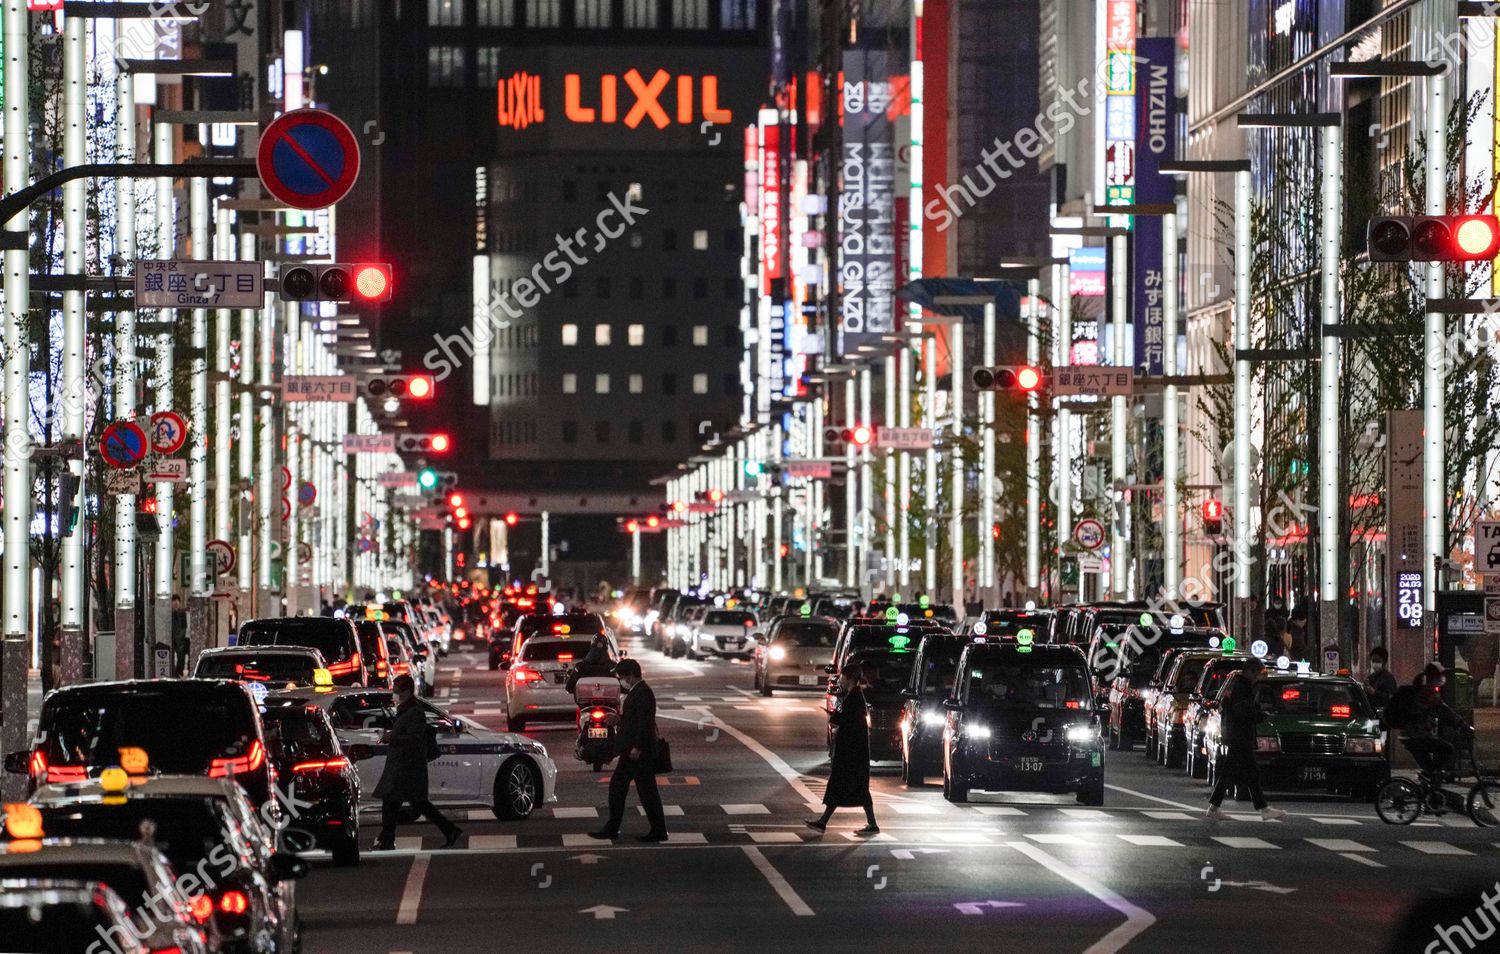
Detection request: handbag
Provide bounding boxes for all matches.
[652,723,673,774]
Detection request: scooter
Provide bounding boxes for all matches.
[573,676,621,771]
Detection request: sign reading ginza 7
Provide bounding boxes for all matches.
[1054,367,1134,397]
[135,260,264,308]
[343,434,396,454]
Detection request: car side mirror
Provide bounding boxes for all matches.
[900,688,918,699]
[823,664,836,674]
[346,743,374,762]
[941,698,962,711]
[3,751,28,774]
[1095,704,1111,718]
[270,852,310,882]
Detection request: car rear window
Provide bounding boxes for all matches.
[262,706,338,756]
[196,652,318,684]
[774,621,838,647]
[41,686,259,775]
[239,618,356,663]
[1173,659,1209,690]
[1256,680,1371,718]
[704,611,756,627]
[0,860,150,913]
[0,894,125,952]
[521,640,591,663]
[1199,662,1245,696]
[521,615,604,638]
[847,653,916,691]
[964,661,1091,708]
[329,693,396,730]
[36,801,242,876]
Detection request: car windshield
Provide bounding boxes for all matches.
[979,613,1049,637]
[964,662,1091,708]
[774,621,838,647]
[849,653,917,692]
[520,615,603,638]
[704,611,756,627]
[0,861,150,913]
[0,894,126,952]
[1173,658,1209,690]
[328,692,397,730]
[521,640,594,663]
[196,652,316,684]
[37,801,240,876]
[42,688,257,774]
[238,618,354,663]
[847,626,927,655]
[1256,680,1371,719]
[1199,663,1244,697]
[262,707,338,757]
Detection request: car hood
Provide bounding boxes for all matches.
[1261,715,1380,736]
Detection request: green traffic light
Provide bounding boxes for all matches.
[418,469,438,489]
[744,461,763,476]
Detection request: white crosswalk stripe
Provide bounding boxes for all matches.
[748,831,805,843]
[1058,809,1114,820]
[1211,836,1279,849]
[1142,811,1195,821]
[1025,833,1089,846]
[1309,817,1361,826]
[721,803,771,815]
[972,806,1029,816]
[1116,834,1183,847]
[1305,838,1373,853]
[468,835,517,850]
[553,807,599,819]
[1400,841,1473,855]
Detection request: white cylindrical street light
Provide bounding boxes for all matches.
[1318,122,1344,642]
[113,65,140,677]
[1422,70,1447,619]
[845,374,857,589]
[980,303,996,606]
[1055,261,1073,562]
[884,352,897,590]
[1162,212,1181,600]
[59,10,87,681]
[949,320,964,605]
[1233,169,1253,616]
[1110,233,1129,597]
[924,334,938,596]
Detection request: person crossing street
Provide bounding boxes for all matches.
[1205,657,1287,822]
[372,674,464,851]
[589,659,669,842]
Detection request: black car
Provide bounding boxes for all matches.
[838,648,919,761]
[0,880,156,954]
[238,617,367,687]
[961,608,1053,640]
[830,619,946,677]
[262,696,363,866]
[941,643,1105,806]
[899,631,977,784]
[5,679,277,812]
[194,646,329,687]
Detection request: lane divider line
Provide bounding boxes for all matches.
[1009,840,1155,954]
[395,853,431,926]
[741,845,815,916]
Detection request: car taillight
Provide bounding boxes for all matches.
[558,654,574,663]
[513,668,541,683]
[218,890,249,915]
[28,749,46,779]
[209,740,265,778]
[189,895,213,922]
[292,756,351,774]
[590,708,607,721]
[151,946,185,954]
[327,652,362,676]
[376,659,388,677]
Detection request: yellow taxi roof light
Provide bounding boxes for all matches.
[3,803,44,840]
[313,668,334,688]
[118,747,149,775]
[99,767,131,794]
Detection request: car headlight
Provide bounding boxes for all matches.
[1344,737,1380,755]
[1065,725,1096,744]
[1255,737,1280,753]
[769,646,787,661]
[965,724,991,740]
[920,711,945,727]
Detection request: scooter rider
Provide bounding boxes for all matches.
[566,635,618,693]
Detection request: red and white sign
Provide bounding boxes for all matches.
[206,539,236,577]
[1075,518,1106,551]
[758,121,783,293]
[257,109,361,210]
[149,411,188,455]
[147,458,188,483]
[784,460,833,480]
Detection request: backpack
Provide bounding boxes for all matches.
[1381,685,1418,731]
[425,724,441,762]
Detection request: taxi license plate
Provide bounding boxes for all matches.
[798,675,820,686]
[1298,766,1326,782]
[588,727,608,739]
[1016,757,1044,773]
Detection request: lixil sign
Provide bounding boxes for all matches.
[497,69,734,131]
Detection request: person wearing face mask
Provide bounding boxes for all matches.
[588,659,668,842]
[805,664,879,836]
[1400,663,1471,782]
[1364,646,1398,710]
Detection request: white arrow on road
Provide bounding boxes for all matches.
[571,854,607,865]
[890,848,951,860]
[1218,880,1297,896]
[954,901,1026,916]
[580,905,628,920]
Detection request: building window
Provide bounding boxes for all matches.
[595,323,612,345]
[720,0,755,27]
[596,421,611,443]
[628,373,644,393]
[662,229,677,251]
[692,373,709,394]
[692,229,709,250]
[671,0,707,27]
[527,0,561,26]
[429,0,464,24]
[692,324,708,346]
[476,47,505,86]
[693,277,709,298]
[627,324,645,346]
[561,323,578,345]
[662,277,677,299]
[628,421,645,444]
[427,45,466,87]
[595,373,611,394]
[662,325,678,347]
[562,373,577,394]
[477,0,515,25]
[624,0,657,26]
[662,420,677,442]
[629,276,644,299]
[662,373,677,395]
[562,420,578,443]
[575,0,611,26]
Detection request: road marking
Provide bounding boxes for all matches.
[722,803,771,814]
[971,806,1028,816]
[1009,840,1155,954]
[658,710,818,803]
[1310,817,1361,825]
[554,807,599,819]
[1340,852,1385,868]
[468,835,517,850]
[1115,834,1183,847]
[840,830,896,842]
[562,834,604,846]
[1059,809,1114,820]
[748,831,804,844]
[741,845,815,916]
[1306,838,1373,853]
[1400,841,1474,855]
[889,803,941,815]
[1141,811,1194,821]
[1102,783,1201,811]
[666,833,709,844]
[1211,837,1279,849]
[394,836,423,851]
[1026,833,1090,846]
[639,805,685,816]
[934,830,994,845]
[395,854,430,925]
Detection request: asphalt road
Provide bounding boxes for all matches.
[295,634,1500,954]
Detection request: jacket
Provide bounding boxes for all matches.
[1365,668,1398,710]
[616,681,658,761]
[372,698,430,801]
[823,687,872,806]
[564,643,617,693]
[1217,672,1264,750]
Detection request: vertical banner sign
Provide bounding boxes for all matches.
[759,121,783,294]
[1132,36,1175,377]
[1386,409,1425,680]
[1102,0,1137,213]
[839,49,897,352]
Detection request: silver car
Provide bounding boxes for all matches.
[687,609,760,659]
[753,615,839,694]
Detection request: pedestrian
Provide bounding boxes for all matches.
[806,664,879,836]
[1364,646,1398,710]
[371,674,463,851]
[1205,657,1287,821]
[170,595,189,676]
[589,658,668,842]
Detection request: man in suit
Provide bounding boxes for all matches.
[589,658,668,842]
[372,674,464,850]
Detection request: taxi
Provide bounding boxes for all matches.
[940,639,1106,806]
[1143,650,1250,767]
[194,646,329,687]
[753,611,838,694]
[958,608,1054,640]
[502,616,616,731]
[899,630,981,785]
[1199,669,1387,800]
[0,879,159,954]
[840,647,919,762]
[262,696,362,866]
[282,687,558,820]
[1182,655,1255,779]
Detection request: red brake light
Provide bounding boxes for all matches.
[1329,704,1352,718]
[557,653,574,662]
[46,764,87,784]
[28,749,47,780]
[292,756,351,774]
[189,895,213,922]
[590,708,607,721]
[151,946,186,954]
[217,890,249,915]
[208,740,265,779]
[744,620,754,628]
[327,652,361,676]
[513,668,541,683]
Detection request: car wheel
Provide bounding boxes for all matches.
[942,768,969,803]
[1189,742,1208,779]
[493,757,541,820]
[759,675,772,697]
[507,716,526,732]
[1076,777,1105,806]
[331,833,360,867]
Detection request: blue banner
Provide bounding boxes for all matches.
[1132,37,1175,376]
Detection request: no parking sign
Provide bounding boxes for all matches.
[257,109,361,210]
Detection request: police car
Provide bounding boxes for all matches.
[279,687,557,820]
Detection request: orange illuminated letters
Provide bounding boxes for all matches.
[500,71,733,129]
[497,71,545,130]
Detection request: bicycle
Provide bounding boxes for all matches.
[1375,731,1500,827]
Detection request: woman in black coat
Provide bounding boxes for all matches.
[806,665,879,836]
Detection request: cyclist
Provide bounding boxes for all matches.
[1400,663,1471,781]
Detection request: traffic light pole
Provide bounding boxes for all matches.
[924,335,938,596]
[1055,261,1073,571]
[949,320,964,605]
[152,122,176,657]
[1232,168,1254,630]
[884,353,898,591]
[188,178,211,663]
[113,66,139,680]
[1317,122,1344,652]
[845,374,858,589]
[1422,70,1447,627]
[59,10,86,683]
[980,304,995,605]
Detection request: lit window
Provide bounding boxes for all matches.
[671,0,708,27]
[561,323,578,346]
[527,0,561,26]
[595,373,611,394]
[595,323,612,346]
[628,324,645,346]
[477,47,504,87]
[427,46,466,87]
[628,374,644,394]
[575,0,611,26]
[692,229,709,250]
[624,0,657,26]
[692,373,708,394]
[562,373,577,394]
[429,0,464,24]
[628,182,643,201]
[720,0,755,29]
[692,325,708,346]
[477,0,515,24]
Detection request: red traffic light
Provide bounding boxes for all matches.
[850,425,874,447]
[1016,366,1042,391]
[1454,216,1500,258]
[671,499,688,513]
[625,519,640,533]
[352,263,393,302]
[141,497,158,514]
[504,511,519,526]
[454,506,469,520]
[645,514,661,529]
[406,375,434,399]
[707,488,725,504]
[457,517,472,530]
[1202,498,1223,521]
[429,434,451,453]
[449,493,464,507]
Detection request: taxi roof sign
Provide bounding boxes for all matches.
[119,747,149,775]
[885,606,899,623]
[313,668,333,688]
[800,603,812,617]
[99,767,130,793]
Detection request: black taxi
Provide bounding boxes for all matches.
[898,630,978,785]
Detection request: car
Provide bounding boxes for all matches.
[31,777,307,954]
[0,842,214,954]
[839,647,919,761]
[899,631,979,784]
[830,618,946,678]
[194,646,329,688]
[386,600,446,657]
[504,631,618,731]
[1143,650,1246,766]
[685,609,759,659]
[940,642,1105,806]
[1106,644,1194,752]
[866,600,958,628]
[383,618,436,696]
[648,589,683,653]
[354,620,396,689]
[612,587,653,635]
[6,679,278,813]
[287,687,558,820]
[752,615,838,694]
[808,593,861,620]
[1199,671,1387,801]
[959,608,1054,640]
[496,612,610,676]
[1183,655,1256,779]
[0,879,162,954]
[1086,621,1226,709]
[261,698,362,866]
[660,597,708,655]
[237,617,366,687]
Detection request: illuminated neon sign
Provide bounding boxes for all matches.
[497,70,733,130]
[497,72,545,131]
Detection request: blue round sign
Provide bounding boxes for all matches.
[100,420,148,469]
[257,109,361,210]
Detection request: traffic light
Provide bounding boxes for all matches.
[363,374,434,400]
[396,433,450,453]
[707,488,725,504]
[1202,497,1224,536]
[59,472,81,536]
[418,468,440,491]
[841,425,875,448]
[504,511,519,526]
[1366,215,1500,262]
[625,519,640,533]
[279,263,394,303]
[744,460,764,477]
[645,514,661,529]
[449,493,465,508]
[972,366,1044,392]
[670,500,688,514]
